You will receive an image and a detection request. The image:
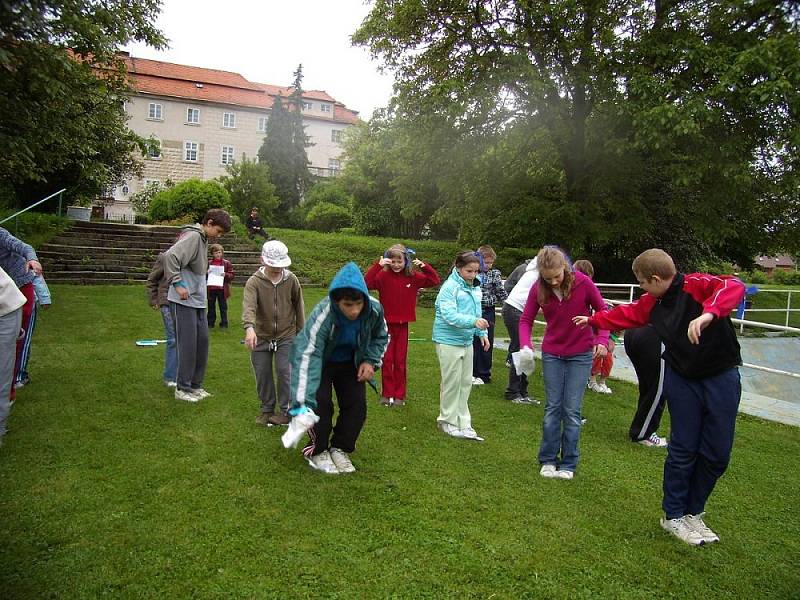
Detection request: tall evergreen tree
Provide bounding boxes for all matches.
[258,65,313,225]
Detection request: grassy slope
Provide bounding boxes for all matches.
[0,285,797,599]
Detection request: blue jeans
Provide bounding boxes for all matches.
[160,305,177,383]
[539,351,593,472]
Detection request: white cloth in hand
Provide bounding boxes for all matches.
[512,347,536,376]
[281,409,320,448]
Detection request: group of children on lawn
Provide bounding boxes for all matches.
[147,207,746,547]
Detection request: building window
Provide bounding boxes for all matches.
[328,158,341,174]
[148,103,163,120]
[144,178,160,188]
[186,107,200,124]
[331,129,343,143]
[184,141,198,162]
[146,138,161,159]
[302,101,312,110]
[221,145,235,165]
[257,116,268,132]
[320,103,332,113]
[223,112,236,128]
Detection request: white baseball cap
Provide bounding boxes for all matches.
[261,240,291,268]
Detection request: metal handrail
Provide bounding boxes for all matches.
[0,188,67,229]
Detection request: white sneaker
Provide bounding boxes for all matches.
[685,513,720,544]
[638,432,668,448]
[598,382,613,394]
[307,450,339,474]
[660,516,706,546]
[460,427,485,442]
[471,377,485,385]
[554,469,574,480]
[329,447,356,473]
[438,422,466,438]
[589,382,604,393]
[190,388,211,399]
[164,380,177,388]
[540,464,557,478]
[175,389,200,402]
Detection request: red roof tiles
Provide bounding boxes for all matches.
[122,54,360,123]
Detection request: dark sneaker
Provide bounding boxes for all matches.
[255,412,274,426]
[267,413,290,427]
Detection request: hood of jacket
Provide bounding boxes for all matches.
[328,262,370,305]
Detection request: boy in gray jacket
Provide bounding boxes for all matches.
[243,241,305,426]
[164,209,231,402]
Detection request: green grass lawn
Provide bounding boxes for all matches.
[1,285,798,598]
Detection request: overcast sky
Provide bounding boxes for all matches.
[125,0,395,119]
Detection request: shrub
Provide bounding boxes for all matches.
[217,158,279,224]
[130,179,174,215]
[743,270,769,284]
[149,179,231,223]
[772,269,800,285]
[305,202,352,232]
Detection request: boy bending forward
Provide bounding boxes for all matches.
[574,249,745,546]
[287,262,388,474]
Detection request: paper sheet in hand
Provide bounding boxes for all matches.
[207,265,225,287]
[512,348,536,376]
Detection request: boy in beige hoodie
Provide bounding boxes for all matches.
[243,241,305,426]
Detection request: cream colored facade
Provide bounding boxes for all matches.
[106,92,355,221]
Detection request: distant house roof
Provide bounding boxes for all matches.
[122,54,359,124]
[755,254,796,269]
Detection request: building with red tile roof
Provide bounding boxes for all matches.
[104,54,360,221]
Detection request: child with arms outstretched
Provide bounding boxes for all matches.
[574,249,745,545]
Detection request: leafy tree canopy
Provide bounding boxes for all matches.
[354,1,800,271]
[0,0,166,206]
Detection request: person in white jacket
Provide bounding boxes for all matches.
[0,266,26,446]
[501,257,539,404]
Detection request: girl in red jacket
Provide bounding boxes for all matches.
[365,244,441,406]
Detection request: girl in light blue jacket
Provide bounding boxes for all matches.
[432,251,490,441]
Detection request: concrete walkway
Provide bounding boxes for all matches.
[496,338,800,427]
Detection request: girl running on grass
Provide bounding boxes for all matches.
[431,251,489,441]
[365,243,440,406]
[519,246,609,479]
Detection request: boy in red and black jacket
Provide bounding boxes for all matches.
[207,243,234,329]
[574,248,745,547]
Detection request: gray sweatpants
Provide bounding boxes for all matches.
[0,307,22,437]
[171,302,209,392]
[251,337,292,414]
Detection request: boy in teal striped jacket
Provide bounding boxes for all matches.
[287,262,388,475]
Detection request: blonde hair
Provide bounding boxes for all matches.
[573,259,594,279]
[209,243,224,254]
[632,248,676,281]
[385,243,413,276]
[536,246,574,305]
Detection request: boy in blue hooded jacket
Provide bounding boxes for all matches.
[287,262,389,474]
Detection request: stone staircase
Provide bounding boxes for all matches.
[38,221,263,285]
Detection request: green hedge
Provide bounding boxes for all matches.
[254,228,537,286]
[0,211,70,249]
